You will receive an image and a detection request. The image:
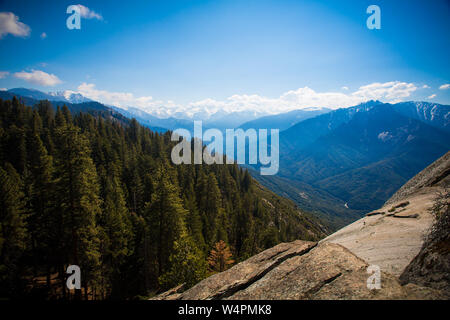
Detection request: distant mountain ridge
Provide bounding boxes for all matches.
[7,88,92,104]
[279,100,383,152]
[2,87,334,132]
[4,87,449,230]
[269,101,450,224]
[3,88,269,131]
[392,101,450,133]
[240,108,331,131]
[115,106,273,132]
[0,89,167,133]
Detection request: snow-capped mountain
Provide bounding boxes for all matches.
[47,90,92,103]
[122,103,269,122]
[6,88,92,104]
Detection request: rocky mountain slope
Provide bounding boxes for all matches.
[153,240,444,300]
[154,152,450,299]
[397,152,450,294]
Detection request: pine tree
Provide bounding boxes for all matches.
[159,230,207,290]
[144,168,186,285]
[25,130,57,288]
[207,240,234,273]
[124,155,144,215]
[215,209,229,244]
[36,100,54,129]
[119,212,148,298]
[99,172,132,297]
[183,182,205,251]
[201,173,222,246]
[54,106,66,128]
[0,163,28,297]
[54,122,102,299]
[242,169,252,192]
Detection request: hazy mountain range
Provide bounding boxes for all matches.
[2,87,449,230]
[272,100,450,227]
[239,108,331,131]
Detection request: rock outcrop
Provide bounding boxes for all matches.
[226,242,439,300]
[399,236,450,297]
[322,191,435,276]
[399,177,449,296]
[154,241,444,300]
[169,240,316,300]
[323,151,450,278]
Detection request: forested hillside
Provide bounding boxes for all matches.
[0,97,325,300]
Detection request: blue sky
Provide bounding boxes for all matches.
[0,0,449,115]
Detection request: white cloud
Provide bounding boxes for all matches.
[341,86,349,90]
[428,94,437,99]
[378,131,392,142]
[76,5,103,20]
[0,71,9,79]
[439,84,450,90]
[77,83,156,108]
[183,81,418,116]
[0,88,7,91]
[75,81,419,118]
[279,87,361,110]
[0,12,31,39]
[13,70,62,86]
[40,32,47,39]
[352,81,417,103]
[422,84,430,89]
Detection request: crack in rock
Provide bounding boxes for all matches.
[304,272,343,298]
[210,242,318,300]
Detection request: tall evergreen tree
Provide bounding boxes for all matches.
[54,121,102,299]
[183,182,205,251]
[144,168,186,285]
[159,229,207,290]
[99,172,132,297]
[25,130,57,288]
[0,163,28,297]
[203,173,222,246]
